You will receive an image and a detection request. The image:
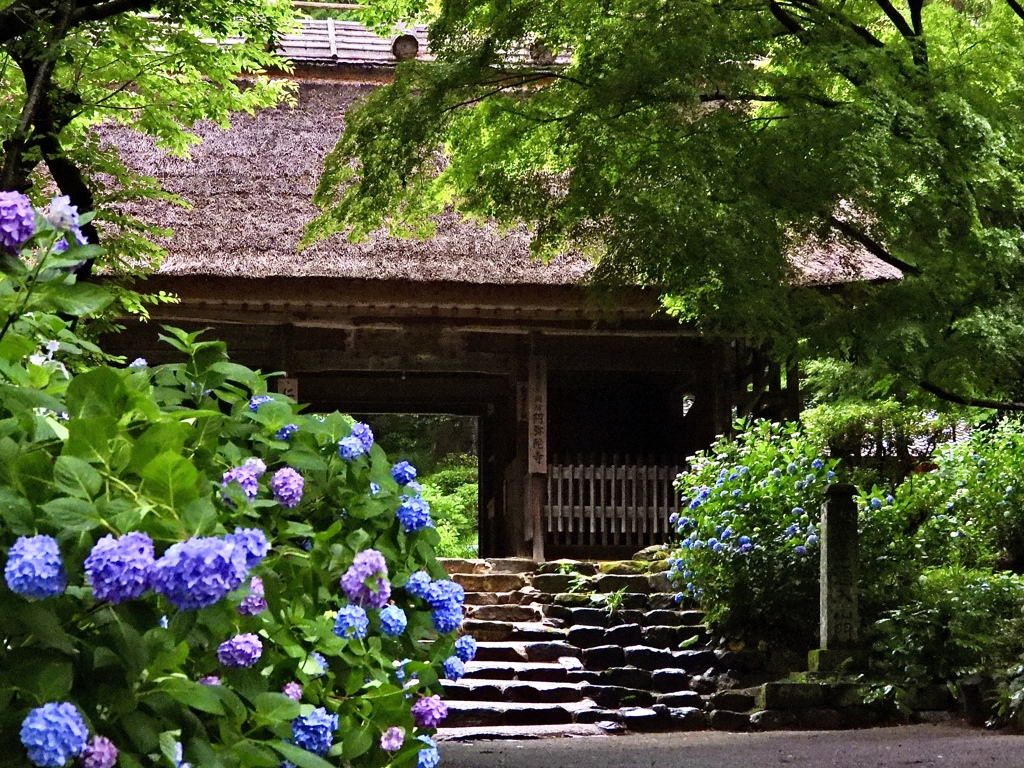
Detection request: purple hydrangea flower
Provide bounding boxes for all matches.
[379,604,408,636]
[128,358,148,368]
[150,536,249,610]
[84,531,154,603]
[334,604,369,639]
[217,633,263,667]
[80,735,118,768]
[432,605,463,634]
[454,634,477,663]
[249,395,273,412]
[4,534,67,599]
[341,549,391,608]
[411,695,448,728]
[238,576,268,616]
[338,435,365,460]
[405,571,432,599]
[397,496,432,532]
[44,195,79,230]
[283,681,303,701]
[351,422,374,452]
[380,726,404,752]
[244,457,267,477]
[417,736,439,768]
[391,461,417,486]
[198,675,221,686]
[271,467,304,508]
[276,424,299,441]
[221,465,260,502]
[309,652,328,676]
[291,708,338,756]
[0,191,35,254]
[226,527,269,570]
[443,655,465,681]
[20,702,88,767]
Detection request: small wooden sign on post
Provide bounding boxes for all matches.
[276,377,299,401]
[527,356,547,475]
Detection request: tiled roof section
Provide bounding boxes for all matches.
[275,19,431,64]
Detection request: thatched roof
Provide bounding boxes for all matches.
[101,78,900,288]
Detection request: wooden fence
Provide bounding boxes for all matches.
[544,461,682,549]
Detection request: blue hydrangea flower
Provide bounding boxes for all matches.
[341,549,391,608]
[271,467,304,508]
[869,497,882,510]
[391,461,417,486]
[673,592,684,603]
[805,534,819,546]
[5,534,67,599]
[198,675,221,686]
[443,655,465,681]
[0,191,35,254]
[405,570,432,599]
[226,527,269,570]
[217,633,263,667]
[417,736,440,768]
[128,357,148,368]
[150,536,249,610]
[80,735,118,768]
[309,652,328,676]
[379,604,408,636]
[454,634,477,663]
[426,580,465,610]
[811,458,824,470]
[338,435,365,460]
[370,482,381,495]
[397,496,432,532]
[85,531,154,603]
[351,422,374,452]
[787,463,798,474]
[432,604,463,634]
[334,604,369,639]
[827,470,835,480]
[795,545,807,555]
[249,395,273,412]
[20,702,89,767]
[276,423,299,441]
[291,707,339,756]
[44,195,79,230]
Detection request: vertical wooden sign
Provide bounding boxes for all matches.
[276,377,299,401]
[527,356,547,474]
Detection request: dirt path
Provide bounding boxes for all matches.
[440,723,1024,768]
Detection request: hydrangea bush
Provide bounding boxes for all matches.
[0,192,474,768]
[667,421,840,645]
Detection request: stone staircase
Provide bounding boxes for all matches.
[436,556,752,739]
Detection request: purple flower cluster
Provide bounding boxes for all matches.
[391,460,417,486]
[20,702,88,767]
[380,726,405,752]
[283,681,303,701]
[84,531,154,603]
[454,634,477,662]
[341,549,391,608]
[226,527,269,569]
[4,534,67,599]
[291,707,338,756]
[222,463,260,502]
[217,633,263,667]
[0,190,35,254]
[198,675,221,686]
[150,535,251,610]
[379,604,408,636]
[397,496,432,532]
[238,576,267,616]
[411,695,448,728]
[271,467,304,508]
[80,735,118,768]
[334,604,369,639]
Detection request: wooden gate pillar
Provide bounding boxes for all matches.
[527,353,547,562]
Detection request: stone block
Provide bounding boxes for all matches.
[485,557,537,573]
[582,685,654,709]
[464,592,500,606]
[669,707,709,730]
[624,645,676,671]
[461,620,514,642]
[912,711,954,724]
[825,683,863,709]
[583,645,626,670]
[558,655,585,671]
[542,604,572,621]
[673,649,717,673]
[504,682,580,704]
[642,626,681,649]
[647,593,679,610]
[537,559,598,576]
[574,708,622,724]
[648,573,674,593]
[757,682,825,710]
[611,609,645,626]
[592,574,651,593]
[602,666,654,689]
[605,623,644,647]
[658,691,703,708]
[909,684,954,711]
[715,649,766,673]
[644,609,687,626]
[690,674,718,695]
[567,625,607,649]
[652,669,692,693]
[440,558,490,574]
[710,710,751,731]
[619,593,650,610]
[807,648,867,673]
[454,573,527,593]
[750,709,799,731]
[619,707,667,731]
[567,607,611,627]
[599,560,650,575]
[553,592,592,607]
[468,604,542,622]
[532,573,577,593]
[525,642,582,663]
[566,670,603,684]
[796,709,843,730]
[633,545,670,561]
[711,690,756,711]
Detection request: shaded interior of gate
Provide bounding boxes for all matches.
[110,311,797,560]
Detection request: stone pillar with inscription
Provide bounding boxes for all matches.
[808,483,866,673]
[527,355,547,562]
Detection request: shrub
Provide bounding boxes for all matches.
[0,193,467,768]
[420,458,478,559]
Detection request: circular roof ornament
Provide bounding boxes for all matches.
[392,34,419,61]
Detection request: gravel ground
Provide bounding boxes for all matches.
[440,723,1024,768]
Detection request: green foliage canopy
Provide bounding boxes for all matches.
[314,0,1024,407]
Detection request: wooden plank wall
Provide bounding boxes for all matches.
[544,456,681,550]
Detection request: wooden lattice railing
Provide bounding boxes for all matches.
[544,462,682,549]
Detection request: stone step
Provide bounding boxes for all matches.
[473,641,583,664]
[453,572,529,592]
[486,558,538,574]
[444,699,596,728]
[442,679,586,704]
[439,558,490,575]
[435,723,607,741]
[463,661,575,683]
[466,603,544,622]
[461,620,565,642]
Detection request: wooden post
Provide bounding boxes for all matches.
[276,377,299,401]
[527,354,547,562]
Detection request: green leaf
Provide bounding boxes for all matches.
[139,451,200,510]
[158,676,226,715]
[232,741,281,768]
[53,455,102,498]
[49,282,113,316]
[341,725,373,760]
[66,367,129,419]
[272,741,336,768]
[35,661,74,701]
[40,496,103,531]
[254,692,301,723]
[0,489,35,535]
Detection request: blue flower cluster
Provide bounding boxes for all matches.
[291,707,339,756]
[405,570,432,598]
[5,534,68,599]
[379,604,408,635]
[151,531,264,610]
[397,496,432,532]
[84,531,154,603]
[339,421,374,459]
[443,655,465,680]
[391,460,417,486]
[334,604,369,639]
[20,702,89,767]
[454,634,477,662]
[417,736,440,768]
[249,394,273,412]
[276,423,299,441]
[426,579,465,633]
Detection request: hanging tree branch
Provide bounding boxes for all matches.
[918,381,1024,412]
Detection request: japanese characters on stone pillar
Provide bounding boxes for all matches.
[820,482,859,647]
